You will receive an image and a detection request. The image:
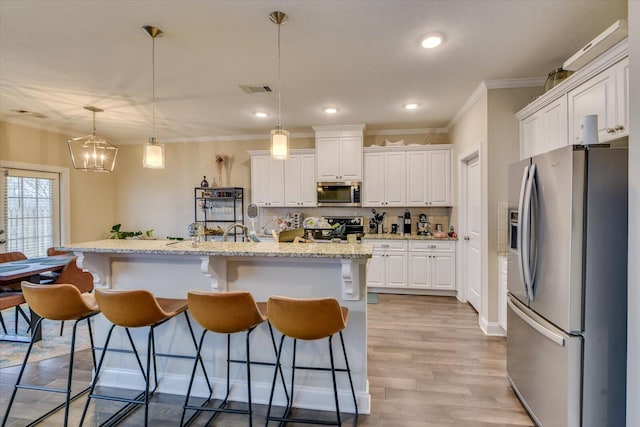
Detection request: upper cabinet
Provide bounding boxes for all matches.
[406,149,451,207]
[249,149,316,208]
[520,96,568,159]
[363,151,406,207]
[284,152,317,207]
[516,39,628,159]
[250,154,284,207]
[364,145,452,208]
[313,125,365,182]
[567,56,628,144]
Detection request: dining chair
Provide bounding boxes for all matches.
[0,252,28,291]
[0,252,29,333]
[0,292,29,335]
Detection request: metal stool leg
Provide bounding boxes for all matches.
[328,335,341,426]
[339,331,358,418]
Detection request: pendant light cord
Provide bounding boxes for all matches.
[277,21,282,127]
[152,35,156,137]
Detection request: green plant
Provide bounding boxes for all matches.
[108,224,154,239]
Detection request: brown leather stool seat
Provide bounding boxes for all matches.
[265,296,358,426]
[2,282,100,427]
[79,289,208,427]
[181,291,288,426]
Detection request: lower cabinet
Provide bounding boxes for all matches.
[367,240,407,288]
[367,239,456,292]
[408,241,456,290]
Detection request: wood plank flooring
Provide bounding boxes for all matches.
[0,294,534,426]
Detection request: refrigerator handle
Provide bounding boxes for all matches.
[528,170,539,301]
[507,297,565,346]
[517,165,530,298]
[522,163,536,298]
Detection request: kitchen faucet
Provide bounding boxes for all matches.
[223,223,249,242]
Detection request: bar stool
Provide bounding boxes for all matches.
[265,296,358,426]
[180,291,288,426]
[2,282,99,427]
[79,289,210,427]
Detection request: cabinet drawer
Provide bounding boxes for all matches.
[369,240,407,251]
[409,240,455,252]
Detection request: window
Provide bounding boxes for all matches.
[2,168,61,257]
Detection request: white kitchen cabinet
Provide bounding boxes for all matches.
[313,125,365,182]
[316,136,363,181]
[250,155,284,207]
[363,151,406,207]
[284,152,317,207]
[405,149,451,207]
[519,96,568,159]
[366,240,407,289]
[408,241,456,290]
[567,56,628,144]
[516,40,628,159]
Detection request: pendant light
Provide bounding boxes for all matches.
[269,11,289,160]
[142,25,165,169]
[67,106,119,172]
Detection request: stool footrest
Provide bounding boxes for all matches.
[22,386,90,427]
[294,365,350,373]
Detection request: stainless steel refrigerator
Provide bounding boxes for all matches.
[506,144,628,427]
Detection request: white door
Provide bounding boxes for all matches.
[367,250,385,288]
[465,154,482,312]
[385,251,407,288]
[316,137,341,181]
[427,150,451,206]
[363,152,385,206]
[284,155,302,207]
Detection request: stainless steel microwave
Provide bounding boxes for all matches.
[316,182,361,207]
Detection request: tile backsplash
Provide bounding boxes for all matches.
[258,206,452,234]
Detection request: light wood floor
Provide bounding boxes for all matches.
[0,294,534,426]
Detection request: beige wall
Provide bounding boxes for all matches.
[112,136,314,238]
[449,85,542,328]
[485,87,542,321]
[0,121,117,243]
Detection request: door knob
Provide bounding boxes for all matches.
[0,239,6,244]
[464,235,470,241]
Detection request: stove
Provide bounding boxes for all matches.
[312,216,364,240]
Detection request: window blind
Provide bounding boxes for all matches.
[2,168,60,258]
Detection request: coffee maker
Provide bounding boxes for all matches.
[416,213,431,236]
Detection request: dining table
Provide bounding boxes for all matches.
[0,254,74,343]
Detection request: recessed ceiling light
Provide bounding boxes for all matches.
[421,34,443,49]
[254,111,268,118]
[404,103,419,110]
[324,107,339,114]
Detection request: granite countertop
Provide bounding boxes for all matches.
[58,239,373,260]
[362,233,458,241]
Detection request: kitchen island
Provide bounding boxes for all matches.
[58,239,372,414]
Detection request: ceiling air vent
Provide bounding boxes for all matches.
[239,85,273,94]
[10,109,47,118]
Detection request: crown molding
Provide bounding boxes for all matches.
[447,77,546,130]
[365,128,447,136]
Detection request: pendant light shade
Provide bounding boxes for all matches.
[269,11,289,160]
[142,25,165,169]
[67,106,118,172]
[143,136,164,168]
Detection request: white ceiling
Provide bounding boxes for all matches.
[0,0,628,144]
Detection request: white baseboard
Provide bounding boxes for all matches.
[479,316,506,337]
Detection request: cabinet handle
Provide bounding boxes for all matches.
[381,244,389,248]
[428,245,436,249]
[464,236,470,241]
[607,128,617,134]
[615,125,625,131]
